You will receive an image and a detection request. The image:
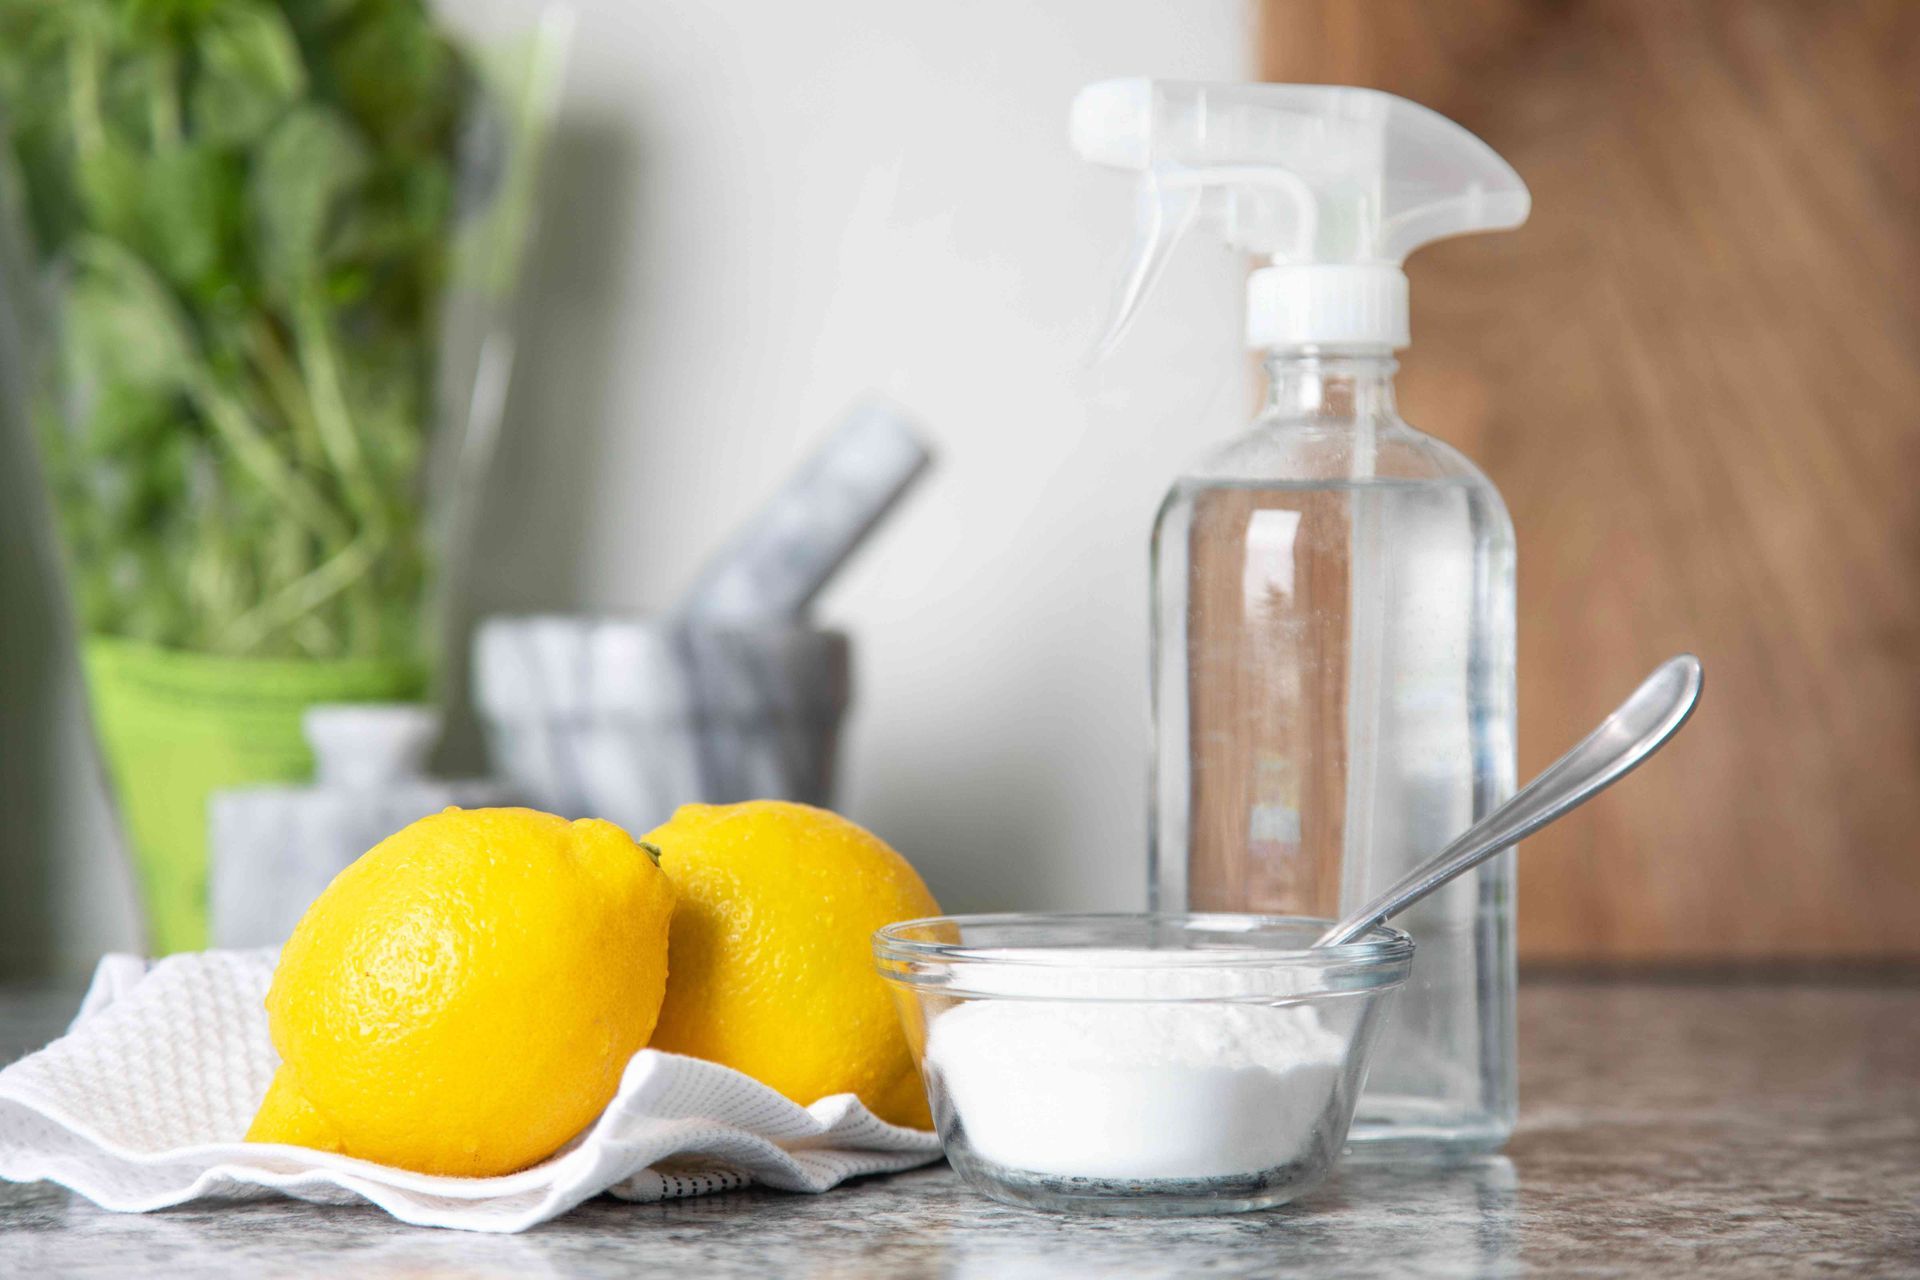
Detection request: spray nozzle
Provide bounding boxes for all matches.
[1070,79,1530,354]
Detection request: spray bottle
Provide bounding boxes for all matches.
[1073,80,1528,1152]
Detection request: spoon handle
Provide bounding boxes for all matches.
[1316,654,1704,948]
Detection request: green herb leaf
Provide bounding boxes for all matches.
[251,101,365,297]
[74,137,146,246]
[326,1,456,145]
[144,143,241,294]
[64,232,199,392]
[189,2,305,146]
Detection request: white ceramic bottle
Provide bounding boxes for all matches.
[1073,80,1529,1153]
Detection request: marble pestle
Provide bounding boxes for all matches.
[475,399,934,824]
[676,398,932,623]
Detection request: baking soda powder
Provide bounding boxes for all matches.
[924,958,1346,1181]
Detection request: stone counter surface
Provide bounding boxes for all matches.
[2,980,1915,1278]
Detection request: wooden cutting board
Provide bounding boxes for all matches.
[1260,0,1920,963]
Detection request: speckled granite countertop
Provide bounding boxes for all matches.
[2,979,1915,1278]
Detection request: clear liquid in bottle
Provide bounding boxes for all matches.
[1150,352,1517,1154]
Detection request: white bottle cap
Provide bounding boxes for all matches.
[1246,264,1410,350]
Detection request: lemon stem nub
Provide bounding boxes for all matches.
[638,841,664,868]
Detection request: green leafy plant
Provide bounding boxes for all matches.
[0,0,474,660]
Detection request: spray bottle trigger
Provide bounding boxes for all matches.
[1089,175,1203,362]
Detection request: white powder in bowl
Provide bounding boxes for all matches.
[923,954,1347,1182]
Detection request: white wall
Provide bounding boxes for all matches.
[1,1,1254,974]
[460,0,1255,914]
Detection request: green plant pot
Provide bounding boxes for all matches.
[82,636,426,955]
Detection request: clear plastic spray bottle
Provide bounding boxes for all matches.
[1073,80,1529,1153]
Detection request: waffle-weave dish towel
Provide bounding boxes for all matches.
[0,951,942,1232]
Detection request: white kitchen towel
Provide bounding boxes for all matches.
[0,950,943,1232]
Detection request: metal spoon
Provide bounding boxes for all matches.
[1316,654,1704,947]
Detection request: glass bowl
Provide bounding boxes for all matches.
[874,912,1413,1216]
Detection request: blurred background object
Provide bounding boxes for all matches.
[676,399,932,624]
[2,0,1914,976]
[209,704,507,949]
[1259,0,1920,964]
[475,617,851,832]
[475,401,931,832]
[0,0,564,954]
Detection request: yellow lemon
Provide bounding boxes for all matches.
[642,801,939,1129]
[246,807,675,1177]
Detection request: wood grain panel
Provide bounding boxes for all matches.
[1261,0,1920,962]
